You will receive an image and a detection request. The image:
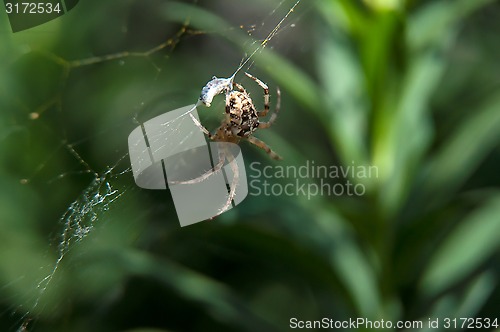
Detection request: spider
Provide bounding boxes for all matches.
[195,72,282,160]
[183,72,281,216]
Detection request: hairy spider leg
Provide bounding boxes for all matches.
[245,72,270,117]
[258,87,280,129]
[247,136,282,160]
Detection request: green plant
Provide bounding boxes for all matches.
[0,0,498,331]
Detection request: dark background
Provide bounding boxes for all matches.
[0,0,499,331]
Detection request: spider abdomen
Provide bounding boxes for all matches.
[225,91,259,138]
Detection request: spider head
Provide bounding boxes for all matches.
[199,76,234,107]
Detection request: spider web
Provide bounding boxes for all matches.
[0,0,306,330]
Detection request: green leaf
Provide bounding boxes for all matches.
[418,271,496,332]
[420,195,500,296]
[422,95,500,204]
[408,0,497,51]
[317,28,369,167]
[374,48,446,217]
[109,248,285,332]
[316,0,369,36]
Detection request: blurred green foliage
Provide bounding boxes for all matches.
[0,0,499,331]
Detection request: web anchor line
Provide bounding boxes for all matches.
[198,0,302,108]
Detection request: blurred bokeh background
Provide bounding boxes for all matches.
[1,0,499,331]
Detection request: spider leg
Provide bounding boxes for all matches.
[189,113,215,140]
[245,72,270,117]
[246,136,282,160]
[168,149,225,186]
[233,83,248,94]
[257,87,280,129]
[213,149,238,216]
[168,142,239,218]
[172,113,225,186]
